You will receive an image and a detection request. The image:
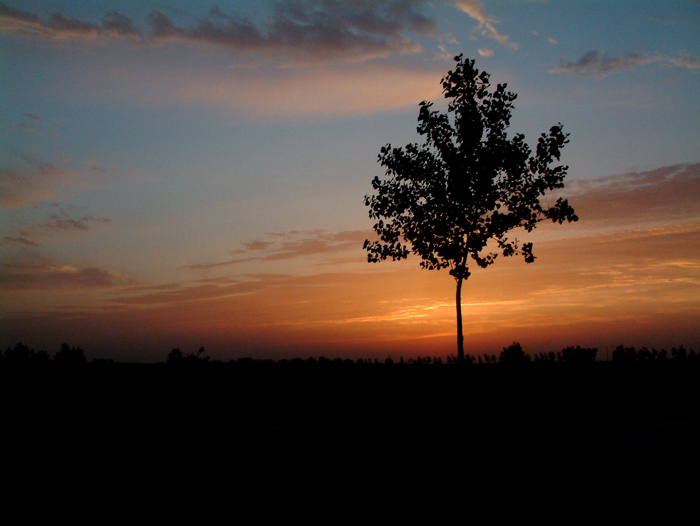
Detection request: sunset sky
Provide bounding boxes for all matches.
[1,0,699,362]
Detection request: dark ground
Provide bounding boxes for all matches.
[2,360,699,519]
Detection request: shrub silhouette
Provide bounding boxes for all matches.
[559,346,597,365]
[167,346,210,366]
[53,343,86,366]
[2,343,50,365]
[499,342,530,365]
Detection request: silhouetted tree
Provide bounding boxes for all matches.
[167,347,184,364]
[672,346,688,361]
[479,354,497,364]
[1,343,51,365]
[559,345,597,365]
[637,347,653,362]
[54,343,87,365]
[3,343,32,365]
[499,342,530,366]
[534,351,556,363]
[653,348,667,361]
[167,346,210,366]
[612,345,637,364]
[363,55,577,363]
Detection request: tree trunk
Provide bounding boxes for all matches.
[456,276,465,363]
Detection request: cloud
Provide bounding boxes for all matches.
[239,239,274,252]
[184,230,368,270]
[257,230,367,261]
[171,61,444,119]
[0,262,121,292]
[183,163,700,274]
[13,122,58,137]
[35,212,110,233]
[1,4,445,119]
[529,221,700,312]
[1,206,110,248]
[0,161,75,208]
[20,113,42,121]
[434,43,454,61]
[551,50,700,78]
[0,147,114,208]
[11,113,58,137]
[478,48,493,57]
[0,1,436,65]
[0,2,141,40]
[108,280,257,306]
[147,1,436,64]
[563,163,700,226]
[453,0,518,50]
[99,11,140,37]
[648,12,700,27]
[667,53,700,69]
[2,236,39,247]
[85,159,107,173]
[0,1,38,24]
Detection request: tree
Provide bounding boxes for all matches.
[559,345,597,365]
[498,342,531,366]
[2,343,49,365]
[167,346,210,366]
[363,55,577,363]
[54,343,87,365]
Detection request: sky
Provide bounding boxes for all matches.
[1,0,699,362]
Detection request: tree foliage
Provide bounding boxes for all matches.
[499,342,530,366]
[167,346,210,366]
[363,55,578,361]
[53,343,86,365]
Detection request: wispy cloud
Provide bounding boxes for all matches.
[648,12,700,27]
[1,4,446,119]
[36,211,109,233]
[563,163,700,225]
[0,161,74,208]
[0,2,141,39]
[252,230,367,261]
[170,61,444,118]
[0,1,436,65]
[0,144,116,207]
[453,0,518,50]
[551,50,700,78]
[0,262,121,292]
[182,164,700,274]
[20,113,42,121]
[11,113,58,137]
[2,236,39,247]
[1,205,110,247]
[184,230,368,270]
[150,1,435,65]
[13,122,57,137]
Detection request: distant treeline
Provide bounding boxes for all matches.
[2,341,698,368]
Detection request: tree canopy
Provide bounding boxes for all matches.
[363,55,578,361]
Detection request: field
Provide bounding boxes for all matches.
[3,359,698,518]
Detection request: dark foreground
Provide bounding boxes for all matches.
[3,360,699,518]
